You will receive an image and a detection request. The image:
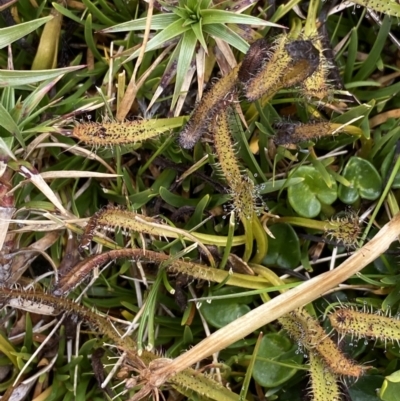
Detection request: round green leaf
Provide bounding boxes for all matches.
[349,375,384,401]
[200,287,253,329]
[338,156,382,204]
[380,371,400,401]
[263,224,300,269]
[253,333,303,387]
[287,166,337,218]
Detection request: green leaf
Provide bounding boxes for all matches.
[202,23,249,53]
[338,157,382,204]
[0,103,22,146]
[332,101,375,127]
[172,30,197,108]
[191,21,208,52]
[81,0,116,26]
[253,333,303,387]
[53,2,100,29]
[287,166,337,218]
[198,0,211,9]
[0,332,18,366]
[200,287,253,329]
[85,14,104,61]
[0,16,52,49]
[16,76,62,125]
[380,371,400,401]
[100,13,179,32]
[382,281,400,311]
[381,148,400,189]
[354,15,391,82]
[350,375,384,401]
[263,224,300,269]
[0,65,85,87]
[344,28,358,83]
[201,9,277,26]
[124,19,191,63]
[0,137,15,160]
[160,187,201,208]
[257,177,304,194]
[331,100,375,140]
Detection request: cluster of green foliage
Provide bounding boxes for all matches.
[3,0,400,400]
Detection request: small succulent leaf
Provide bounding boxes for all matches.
[31,11,62,70]
[253,333,303,387]
[338,157,382,204]
[85,14,104,61]
[287,166,337,218]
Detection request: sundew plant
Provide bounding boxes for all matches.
[3,0,400,400]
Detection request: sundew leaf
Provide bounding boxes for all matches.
[287,166,337,218]
[0,65,85,87]
[0,16,52,49]
[352,0,400,17]
[338,157,382,204]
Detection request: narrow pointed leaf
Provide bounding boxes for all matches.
[0,16,52,49]
[0,65,85,87]
[191,21,208,52]
[0,103,22,146]
[201,9,283,28]
[124,19,190,63]
[203,23,249,53]
[16,76,63,125]
[172,30,197,109]
[101,13,179,33]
